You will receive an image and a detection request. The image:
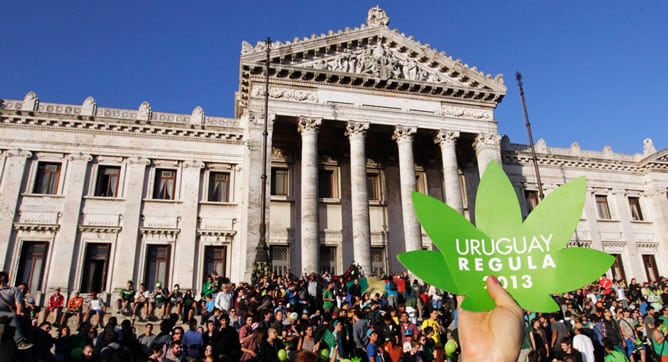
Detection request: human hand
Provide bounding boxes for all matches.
[456,276,525,362]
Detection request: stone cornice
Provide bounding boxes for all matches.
[0,113,244,144]
[13,223,60,232]
[78,225,122,234]
[140,227,180,237]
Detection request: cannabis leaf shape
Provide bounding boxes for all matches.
[397,160,614,312]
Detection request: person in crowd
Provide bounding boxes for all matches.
[60,290,84,329]
[214,313,242,360]
[116,280,135,316]
[182,289,197,324]
[259,327,284,362]
[151,281,170,319]
[84,292,106,328]
[133,283,151,322]
[43,287,65,326]
[137,322,156,355]
[167,283,183,321]
[183,319,203,359]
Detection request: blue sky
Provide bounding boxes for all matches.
[2,1,666,154]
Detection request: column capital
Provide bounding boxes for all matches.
[345,121,370,137]
[67,152,93,162]
[473,132,501,152]
[434,129,460,146]
[6,149,33,159]
[297,117,322,134]
[249,112,276,126]
[392,126,417,143]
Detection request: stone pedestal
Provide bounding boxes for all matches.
[0,150,32,268]
[298,118,321,274]
[435,130,464,214]
[393,126,422,253]
[346,121,371,274]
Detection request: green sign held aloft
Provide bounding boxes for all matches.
[397,160,614,312]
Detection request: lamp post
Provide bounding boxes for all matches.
[252,37,272,284]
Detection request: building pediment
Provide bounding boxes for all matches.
[238,7,506,109]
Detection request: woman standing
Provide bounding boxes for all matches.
[529,318,548,362]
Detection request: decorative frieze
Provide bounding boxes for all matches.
[251,86,318,103]
[442,105,492,120]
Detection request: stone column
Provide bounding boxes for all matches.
[392,126,422,252]
[473,132,502,176]
[434,130,464,214]
[0,149,32,268]
[174,160,204,289]
[112,157,149,287]
[49,153,92,288]
[298,117,322,274]
[345,121,371,274]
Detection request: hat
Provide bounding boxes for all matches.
[302,309,309,315]
[156,282,162,288]
[366,328,377,338]
[333,320,341,328]
[289,312,299,321]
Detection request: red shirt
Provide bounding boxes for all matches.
[48,293,64,310]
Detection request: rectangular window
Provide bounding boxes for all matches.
[33,162,61,194]
[367,173,381,201]
[525,190,539,213]
[642,254,658,282]
[371,247,386,277]
[94,166,121,197]
[16,242,48,292]
[80,243,110,293]
[319,246,336,274]
[145,245,171,287]
[204,246,226,280]
[596,195,612,219]
[319,169,335,198]
[208,172,230,202]
[270,246,290,276]
[153,169,176,200]
[628,197,644,221]
[610,254,626,283]
[271,168,289,196]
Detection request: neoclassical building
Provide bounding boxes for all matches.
[0,7,666,304]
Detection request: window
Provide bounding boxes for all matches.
[270,246,290,275]
[628,197,644,221]
[525,190,539,213]
[610,254,626,283]
[208,172,230,202]
[153,169,176,200]
[642,255,658,282]
[145,245,171,287]
[95,166,121,197]
[33,162,61,194]
[16,242,48,292]
[371,247,386,277]
[367,173,381,201]
[204,246,226,280]
[271,167,289,196]
[595,195,612,219]
[319,169,336,198]
[319,246,336,274]
[80,244,110,293]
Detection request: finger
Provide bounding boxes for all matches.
[485,275,519,310]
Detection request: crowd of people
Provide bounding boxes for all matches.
[1,265,668,362]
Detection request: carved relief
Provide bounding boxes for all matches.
[137,101,152,121]
[442,105,492,120]
[366,6,390,27]
[392,126,417,142]
[473,133,501,150]
[251,86,318,102]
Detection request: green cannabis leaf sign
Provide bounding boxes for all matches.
[397,160,614,312]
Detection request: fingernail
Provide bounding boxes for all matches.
[489,275,499,284]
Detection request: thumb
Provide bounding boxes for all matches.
[486,276,520,310]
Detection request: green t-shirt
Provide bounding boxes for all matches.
[322,289,334,310]
[605,348,629,362]
[120,288,135,301]
[651,338,668,356]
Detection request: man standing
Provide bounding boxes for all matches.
[137,323,156,355]
[353,310,368,361]
[0,271,33,350]
[366,328,381,362]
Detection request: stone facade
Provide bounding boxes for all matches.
[0,7,665,305]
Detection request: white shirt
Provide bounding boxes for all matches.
[573,334,595,362]
[89,298,104,311]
